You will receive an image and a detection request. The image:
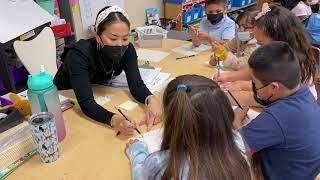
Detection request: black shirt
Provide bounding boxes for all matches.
[53,38,151,125]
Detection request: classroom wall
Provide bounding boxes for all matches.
[73,0,164,40]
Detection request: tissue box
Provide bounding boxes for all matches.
[136,26,168,48]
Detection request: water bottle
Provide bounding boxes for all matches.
[27,65,66,142]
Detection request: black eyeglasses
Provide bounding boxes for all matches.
[252,81,269,92]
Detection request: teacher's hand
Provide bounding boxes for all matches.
[140,96,162,132]
[111,114,137,136]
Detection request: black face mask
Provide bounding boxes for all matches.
[99,44,128,66]
[252,81,273,106]
[207,13,224,25]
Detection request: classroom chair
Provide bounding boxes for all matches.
[13,27,57,76]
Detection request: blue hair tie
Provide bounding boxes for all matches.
[177,84,188,91]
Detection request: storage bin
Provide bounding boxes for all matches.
[136,25,168,48]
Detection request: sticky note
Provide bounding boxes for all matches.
[95,96,111,106]
[119,101,138,111]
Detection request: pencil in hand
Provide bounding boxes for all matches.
[114,106,143,137]
[227,91,250,120]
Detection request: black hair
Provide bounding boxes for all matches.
[205,0,227,6]
[248,41,301,89]
[95,6,130,36]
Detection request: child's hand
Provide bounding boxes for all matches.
[213,72,231,83]
[209,54,218,66]
[198,31,210,41]
[190,27,199,37]
[233,107,249,129]
[220,82,243,91]
[211,41,224,50]
[125,139,141,158]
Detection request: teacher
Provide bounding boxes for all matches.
[54,6,162,136]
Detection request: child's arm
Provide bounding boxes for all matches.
[215,66,251,83]
[224,54,251,70]
[228,90,263,107]
[191,27,202,47]
[241,111,285,153]
[224,38,238,53]
[127,141,150,179]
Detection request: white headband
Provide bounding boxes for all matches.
[95,6,129,32]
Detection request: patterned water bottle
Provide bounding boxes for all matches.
[27,65,66,142]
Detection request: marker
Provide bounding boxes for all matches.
[69,98,77,105]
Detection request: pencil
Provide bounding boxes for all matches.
[227,90,243,110]
[176,54,195,60]
[115,106,143,137]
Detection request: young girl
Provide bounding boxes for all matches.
[125,75,252,180]
[216,3,318,105]
[209,9,259,70]
[192,0,236,46]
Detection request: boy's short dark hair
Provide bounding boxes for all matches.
[248,41,301,89]
[205,0,227,6]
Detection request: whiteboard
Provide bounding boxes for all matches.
[0,0,53,43]
[79,0,125,31]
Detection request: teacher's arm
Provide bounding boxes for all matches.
[64,51,115,125]
[123,44,162,131]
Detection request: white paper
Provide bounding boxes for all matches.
[79,0,124,31]
[136,49,170,62]
[147,73,172,93]
[137,128,163,153]
[0,0,53,43]
[172,43,211,56]
[95,95,113,106]
[112,68,161,86]
[232,106,260,126]
[119,101,138,111]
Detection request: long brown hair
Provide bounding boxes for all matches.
[158,75,251,180]
[255,3,317,84]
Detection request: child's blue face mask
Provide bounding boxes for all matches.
[237,31,252,42]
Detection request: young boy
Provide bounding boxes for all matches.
[234,41,320,179]
[191,0,236,46]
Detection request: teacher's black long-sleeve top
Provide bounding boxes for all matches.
[53,38,151,126]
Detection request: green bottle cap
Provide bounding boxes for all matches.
[27,65,54,91]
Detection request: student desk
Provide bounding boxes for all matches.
[7,39,215,180]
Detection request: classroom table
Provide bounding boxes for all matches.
[7,39,215,180]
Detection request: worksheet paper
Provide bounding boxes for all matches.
[137,128,163,153]
[136,49,170,62]
[172,43,211,56]
[112,68,161,86]
[136,109,259,153]
[0,0,53,43]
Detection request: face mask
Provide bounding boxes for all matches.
[252,81,273,106]
[99,44,128,66]
[237,31,253,42]
[207,13,224,25]
[310,0,319,5]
